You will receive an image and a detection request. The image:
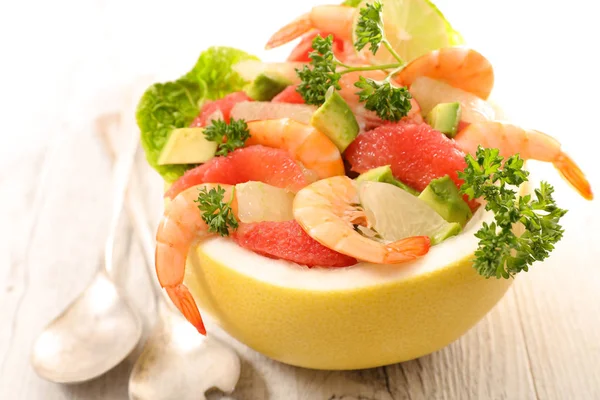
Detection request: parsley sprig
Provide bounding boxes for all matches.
[354,1,404,64]
[295,1,411,121]
[203,118,250,156]
[459,147,568,279]
[355,76,412,122]
[296,35,342,105]
[195,186,238,236]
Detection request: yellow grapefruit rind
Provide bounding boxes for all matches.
[183,206,513,370]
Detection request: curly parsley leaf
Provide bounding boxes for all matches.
[459,146,568,279]
[195,186,238,237]
[296,35,342,105]
[295,2,412,119]
[203,118,251,156]
[354,1,385,54]
[354,76,412,121]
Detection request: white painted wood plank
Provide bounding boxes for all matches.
[511,176,600,400]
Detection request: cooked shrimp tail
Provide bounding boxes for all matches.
[553,152,593,200]
[166,285,206,335]
[265,13,312,49]
[266,6,355,50]
[384,236,431,263]
[454,122,593,201]
[155,183,236,334]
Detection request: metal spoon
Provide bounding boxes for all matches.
[31,113,142,383]
[125,177,240,400]
[95,113,241,400]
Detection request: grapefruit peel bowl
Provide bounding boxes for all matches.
[182,205,515,370]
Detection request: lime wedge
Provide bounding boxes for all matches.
[353,0,463,64]
[358,181,460,245]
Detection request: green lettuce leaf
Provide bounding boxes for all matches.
[185,47,259,100]
[136,78,206,182]
[136,47,258,182]
[342,0,363,6]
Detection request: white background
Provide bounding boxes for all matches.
[2,0,599,195]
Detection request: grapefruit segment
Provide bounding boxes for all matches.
[345,123,478,209]
[234,220,357,268]
[190,91,252,127]
[271,85,306,104]
[165,145,314,199]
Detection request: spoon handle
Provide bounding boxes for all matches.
[104,106,139,279]
[124,175,163,295]
[94,95,162,296]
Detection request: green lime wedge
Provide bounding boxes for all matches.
[358,181,461,245]
[353,0,463,64]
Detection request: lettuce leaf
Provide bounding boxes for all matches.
[342,0,363,7]
[136,78,206,182]
[186,47,259,100]
[136,47,258,182]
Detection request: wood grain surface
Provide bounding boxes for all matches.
[1,0,599,399]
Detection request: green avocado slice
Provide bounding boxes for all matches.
[311,87,359,152]
[158,127,218,165]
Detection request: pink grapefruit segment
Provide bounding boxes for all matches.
[190,91,252,127]
[165,145,314,199]
[345,123,478,209]
[271,85,305,104]
[234,220,357,268]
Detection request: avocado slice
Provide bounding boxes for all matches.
[157,127,218,165]
[430,222,462,245]
[356,165,420,196]
[310,86,359,152]
[246,72,291,101]
[418,175,472,226]
[426,102,462,138]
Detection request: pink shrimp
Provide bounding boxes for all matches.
[155,184,237,334]
[454,121,593,200]
[266,5,356,50]
[396,48,495,100]
[293,176,431,264]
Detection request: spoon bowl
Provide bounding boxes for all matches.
[128,301,240,400]
[31,268,142,383]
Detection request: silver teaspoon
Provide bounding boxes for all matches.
[31,107,142,384]
[124,176,240,400]
[95,111,241,399]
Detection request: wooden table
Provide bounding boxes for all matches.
[1,0,599,398]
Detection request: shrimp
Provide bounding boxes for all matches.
[156,183,237,334]
[266,5,355,50]
[454,121,593,200]
[293,176,431,264]
[245,118,345,179]
[396,48,495,100]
